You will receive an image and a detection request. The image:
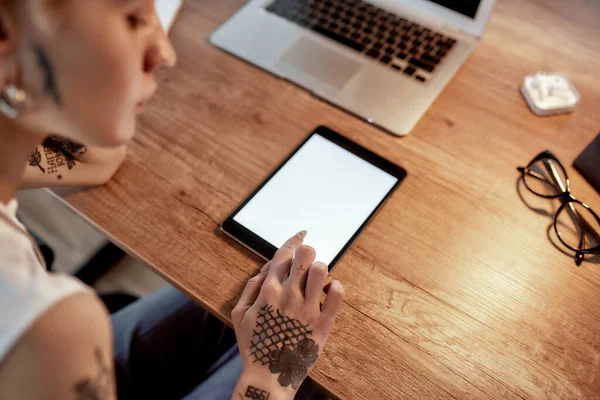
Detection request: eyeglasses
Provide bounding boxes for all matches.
[518,150,600,266]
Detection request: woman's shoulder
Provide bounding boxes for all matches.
[0,216,40,270]
[0,212,92,364]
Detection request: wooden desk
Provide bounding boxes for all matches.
[62,0,600,398]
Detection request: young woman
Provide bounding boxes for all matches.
[0,1,345,399]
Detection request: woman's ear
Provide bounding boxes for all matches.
[0,6,31,120]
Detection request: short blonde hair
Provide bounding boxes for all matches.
[0,0,66,12]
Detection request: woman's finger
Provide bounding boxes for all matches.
[304,262,329,308]
[266,231,307,282]
[259,261,272,274]
[321,279,345,319]
[232,270,269,324]
[285,245,316,291]
[237,261,271,310]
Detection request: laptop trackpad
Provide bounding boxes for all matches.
[276,37,362,95]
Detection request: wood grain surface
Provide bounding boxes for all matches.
[60,0,600,398]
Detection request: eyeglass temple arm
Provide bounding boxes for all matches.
[543,160,590,249]
[543,160,567,192]
[520,168,553,184]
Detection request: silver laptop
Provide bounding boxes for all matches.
[210,0,495,136]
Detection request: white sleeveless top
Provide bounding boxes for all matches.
[0,199,90,364]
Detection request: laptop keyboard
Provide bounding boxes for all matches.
[265,0,457,83]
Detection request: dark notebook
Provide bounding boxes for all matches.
[574,133,600,195]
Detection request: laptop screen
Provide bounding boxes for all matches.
[427,0,482,19]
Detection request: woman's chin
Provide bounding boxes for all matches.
[105,119,137,147]
[86,126,136,148]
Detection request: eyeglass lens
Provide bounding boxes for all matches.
[556,202,600,251]
[524,158,568,197]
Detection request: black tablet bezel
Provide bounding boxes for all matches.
[221,126,407,271]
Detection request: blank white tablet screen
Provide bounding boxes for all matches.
[233,134,398,265]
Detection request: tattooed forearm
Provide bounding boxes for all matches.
[28,136,88,179]
[73,348,114,400]
[250,304,319,390]
[34,45,62,106]
[244,385,271,399]
[43,136,87,169]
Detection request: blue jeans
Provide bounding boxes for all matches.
[111,286,326,400]
[111,286,241,399]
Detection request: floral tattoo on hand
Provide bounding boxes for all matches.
[249,304,319,390]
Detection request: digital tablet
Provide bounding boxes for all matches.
[221,126,407,271]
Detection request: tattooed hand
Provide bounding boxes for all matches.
[232,232,345,399]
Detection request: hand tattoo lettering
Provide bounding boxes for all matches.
[250,304,319,390]
[34,45,62,106]
[244,385,271,399]
[73,348,114,400]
